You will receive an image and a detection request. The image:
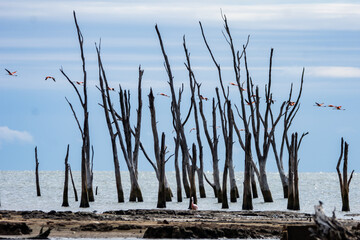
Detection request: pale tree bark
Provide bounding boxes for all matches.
[96,44,124,203]
[336,138,354,212]
[60,11,93,207]
[155,25,193,199]
[62,144,70,207]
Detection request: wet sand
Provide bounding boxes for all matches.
[0,209,359,239]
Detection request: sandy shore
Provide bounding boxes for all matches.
[0,209,359,239]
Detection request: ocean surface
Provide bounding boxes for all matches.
[0,171,359,219]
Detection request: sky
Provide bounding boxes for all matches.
[0,0,359,173]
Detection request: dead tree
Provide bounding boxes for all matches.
[336,138,354,212]
[271,69,305,198]
[155,25,193,199]
[287,132,308,210]
[199,95,222,202]
[34,146,41,197]
[242,133,253,210]
[60,11,93,207]
[144,89,173,201]
[69,165,78,202]
[96,44,124,203]
[188,143,198,209]
[183,36,206,198]
[173,136,182,202]
[200,21,239,202]
[157,133,167,208]
[62,144,70,207]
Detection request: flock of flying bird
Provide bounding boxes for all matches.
[5,68,345,112]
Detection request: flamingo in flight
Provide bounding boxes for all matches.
[327,104,335,108]
[314,102,324,107]
[74,81,84,85]
[108,87,115,91]
[5,69,17,76]
[200,95,208,101]
[189,128,196,133]
[230,82,238,86]
[45,76,56,82]
[245,99,254,105]
[333,106,345,110]
[157,93,170,98]
[288,101,295,106]
[190,197,198,210]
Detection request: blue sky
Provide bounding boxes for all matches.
[0,0,359,172]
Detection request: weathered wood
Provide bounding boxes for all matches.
[157,133,167,208]
[242,133,253,210]
[62,144,70,207]
[183,36,206,198]
[60,11,92,207]
[34,146,41,197]
[336,138,354,212]
[68,165,78,202]
[96,44,124,203]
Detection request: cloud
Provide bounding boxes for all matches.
[0,126,33,144]
[306,66,360,78]
[1,1,360,30]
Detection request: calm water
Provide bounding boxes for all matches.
[0,171,359,219]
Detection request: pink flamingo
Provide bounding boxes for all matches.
[191,197,198,210]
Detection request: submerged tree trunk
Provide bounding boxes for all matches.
[258,159,273,202]
[69,165,78,202]
[157,133,166,208]
[242,133,253,210]
[174,136,182,202]
[62,145,70,207]
[250,165,258,199]
[336,138,354,212]
[35,146,41,197]
[188,144,197,209]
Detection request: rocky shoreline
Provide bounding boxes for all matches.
[0,209,359,239]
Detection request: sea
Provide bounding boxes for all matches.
[0,171,359,239]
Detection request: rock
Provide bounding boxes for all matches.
[0,222,32,235]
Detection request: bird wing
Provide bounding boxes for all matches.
[5,69,11,74]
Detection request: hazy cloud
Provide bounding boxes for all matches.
[0,126,33,144]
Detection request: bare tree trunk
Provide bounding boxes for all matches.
[188,144,197,209]
[336,138,354,212]
[34,146,41,197]
[96,45,124,203]
[250,166,258,199]
[242,133,253,210]
[62,145,70,207]
[157,133,167,208]
[287,145,294,210]
[221,159,229,209]
[69,165,78,202]
[174,136,182,202]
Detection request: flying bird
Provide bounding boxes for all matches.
[314,102,324,107]
[74,81,84,85]
[238,129,245,132]
[327,104,335,108]
[45,76,56,82]
[189,128,196,133]
[288,101,295,106]
[190,197,198,210]
[333,106,345,110]
[5,69,17,76]
[200,95,208,101]
[108,87,115,91]
[157,93,170,98]
[245,99,254,105]
[230,82,238,86]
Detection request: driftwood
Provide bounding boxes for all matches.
[336,138,354,212]
[309,202,354,240]
[28,226,53,239]
[62,144,70,207]
[34,146,41,197]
